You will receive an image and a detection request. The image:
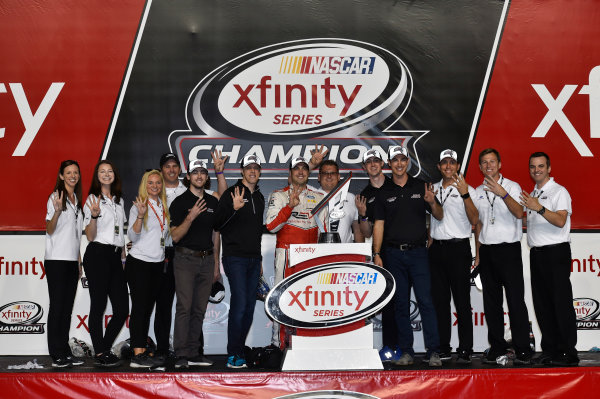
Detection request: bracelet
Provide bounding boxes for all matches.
[501,192,509,199]
[359,215,368,222]
[461,192,470,200]
[91,215,99,219]
[373,252,380,257]
[216,171,223,175]
[137,216,144,220]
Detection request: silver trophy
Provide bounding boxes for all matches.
[311,172,352,243]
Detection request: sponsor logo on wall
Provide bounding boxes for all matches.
[0,301,45,334]
[574,297,600,330]
[169,38,426,178]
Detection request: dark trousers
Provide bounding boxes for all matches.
[45,259,79,359]
[222,256,261,357]
[382,246,440,355]
[125,255,163,349]
[379,251,402,349]
[530,242,577,356]
[429,239,474,353]
[154,246,176,354]
[479,241,530,356]
[83,241,129,354]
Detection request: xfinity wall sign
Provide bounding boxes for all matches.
[169,38,420,175]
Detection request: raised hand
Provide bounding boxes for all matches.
[187,198,207,221]
[309,144,329,167]
[423,183,438,205]
[452,173,469,196]
[519,190,542,212]
[87,195,101,218]
[211,149,229,173]
[288,185,302,209]
[355,194,367,216]
[51,190,64,213]
[231,186,246,210]
[133,196,148,217]
[483,175,507,197]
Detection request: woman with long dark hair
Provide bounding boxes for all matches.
[82,160,129,368]
[126,170,170,368]
[45,160,84,368]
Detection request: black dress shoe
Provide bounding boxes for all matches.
[551,352,579,367]
[532,352,553,365]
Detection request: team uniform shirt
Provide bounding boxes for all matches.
[215,179,265,258]
[45,193,84,261]
[430,182,477,240]
[266,185,326,248]
[127,198,167,262]
[473,174,523,245]
[83,194,127,247]
[164,181,187,247]
[316,189,359,243]
[526,178,571,247]
[360,175,393,222]
[169,189,218,251]
[374,175,431,246]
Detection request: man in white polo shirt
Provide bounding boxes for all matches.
[519,152,578,366]
[474,148,532,365]
[429,149,478,364]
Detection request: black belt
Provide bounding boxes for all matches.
[386,242,426,251]
[92,241,122,253]
[176,246,214,257]
[531,242,569,251]
[433,238,469,245]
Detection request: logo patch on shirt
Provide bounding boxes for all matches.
[541,196,548,200]
[451,194,459,198]
[386,197,397,202]
[411,193,421,199]
[368,197,376,203]
[243,199,249,203]
[207,208,214,213]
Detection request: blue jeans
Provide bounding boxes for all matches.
[383,246,440,356]
[222,256,261,357]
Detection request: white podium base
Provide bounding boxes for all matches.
[281,324,383,371]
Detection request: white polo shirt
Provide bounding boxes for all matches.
[474,175,523,245]
[83,194,127,247]
[430,181,476,240]
[128,198,166,262]
[165,181,186,247]
[526,178,571,247]
[45,193,83,261]
[317,189,359,244]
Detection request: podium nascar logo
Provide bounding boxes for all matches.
[0,301,45,334]
[265,262,395,329]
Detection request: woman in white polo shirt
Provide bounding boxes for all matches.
[125,169,170,368]
[82,160,129,368]
[45,160,84,368]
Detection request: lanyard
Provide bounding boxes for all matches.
[484,176,504,224]
[529,189,545,215]
[148,199,165,233]
[438,181,453,207]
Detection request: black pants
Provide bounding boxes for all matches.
[45,259,79,359]
[153,246,176,354]
[83,241,129,354]
[379,251,398,348]
[125,255,163,349]
[429,239,473,353]
[530,242,577,356]
[479,241,531,356]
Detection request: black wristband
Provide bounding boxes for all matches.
[359,215,368,222]
[461,192,470,199]
[91,215,99,219]
[537,206,546,215]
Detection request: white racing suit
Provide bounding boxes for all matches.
[266,185,326,348]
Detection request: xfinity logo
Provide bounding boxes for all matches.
[0,301,45,334]
[574,297,600,330]
[294,246,316,254]
[532,65,600,156]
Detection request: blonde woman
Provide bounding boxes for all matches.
[126,169,170,368]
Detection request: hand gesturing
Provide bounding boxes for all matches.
[87,195,101,218]
[423,183,438,205]
[231,186,246,210]
[212,149,229,174]
[51,190,64,213]
[133,196,148,217]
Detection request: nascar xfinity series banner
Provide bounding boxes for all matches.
[1,0,600,355]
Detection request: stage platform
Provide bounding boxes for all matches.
[1,352,599,398]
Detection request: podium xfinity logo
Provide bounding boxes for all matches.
[574,297,600,330]
[532,65,600,157]
[0,301,45,334]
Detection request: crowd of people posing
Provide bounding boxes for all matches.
[44,145,579,370]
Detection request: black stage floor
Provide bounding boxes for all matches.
[2,352,598,373]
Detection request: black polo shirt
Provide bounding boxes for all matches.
[169,189,218,251]
[374,175,431,246]
[360,175,393,221]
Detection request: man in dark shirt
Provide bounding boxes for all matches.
[169,159,220,369]
[372,145,444,367]
[214,154,265,369]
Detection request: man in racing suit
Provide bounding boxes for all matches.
[266,156,326,348]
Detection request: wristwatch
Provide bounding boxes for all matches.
[461,192,470,199]
[537,206,546,215]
